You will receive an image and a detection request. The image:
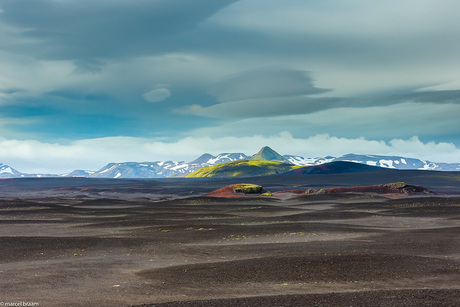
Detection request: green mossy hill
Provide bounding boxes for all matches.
[250,146,287,162]
[186,160,299,178]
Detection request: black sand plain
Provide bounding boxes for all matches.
[0,169,460,306]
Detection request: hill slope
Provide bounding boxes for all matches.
[186,160,299,178]
[250,146,288,162]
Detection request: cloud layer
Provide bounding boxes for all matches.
[0,0,459,170]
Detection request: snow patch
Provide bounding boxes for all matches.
[171,164,189,171]
[420,162,438,170]
[379,159,395,168]
[100,164,118,174]
[208,154,231,164]
[0,167,14,174]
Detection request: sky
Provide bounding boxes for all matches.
[0,0,460,173]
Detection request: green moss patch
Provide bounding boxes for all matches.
[187,160,299,178]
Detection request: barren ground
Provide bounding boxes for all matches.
[0,175,459,306]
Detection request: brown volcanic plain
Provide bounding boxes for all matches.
[0,165,460,306]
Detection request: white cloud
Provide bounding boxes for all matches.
[0,52,83,101]
[0,133,458,174]
[143,87,171,103]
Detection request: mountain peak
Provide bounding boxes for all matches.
[189,153,215,164]
[250,146,287,162]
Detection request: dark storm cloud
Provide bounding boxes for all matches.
[0,0,237,62]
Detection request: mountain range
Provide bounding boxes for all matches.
[0,146,459,179]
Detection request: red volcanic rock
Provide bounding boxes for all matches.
[309,182,435,196]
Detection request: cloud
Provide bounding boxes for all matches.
[0,52,82,101]
[210,0,460,36]
[209,67,329,102]
[0,133,459,174]
[175,96,343,118]
[200,0,460,97]
[177,73,460,118]
[176,66,340,117]
[185,102,460,141]
[0,0,459,155]
[0,52,232,105]
[0,0,237,63]
[143,87,171,103]
[388,90,460,104]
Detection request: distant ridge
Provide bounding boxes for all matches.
[282,161,387,175]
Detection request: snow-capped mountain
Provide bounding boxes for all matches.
[0,163,21,177]
[333,154,439,170]
[90,161,195,178]
[1,147,459,179]
[0,163,57,178]
[63,170,96,177]
[191,153,248,165]
[84,153,249,179]
[83,150,460,179]
[287,153,460,171]
[284,155,335,166]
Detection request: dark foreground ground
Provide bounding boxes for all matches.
[0,173,459,306]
